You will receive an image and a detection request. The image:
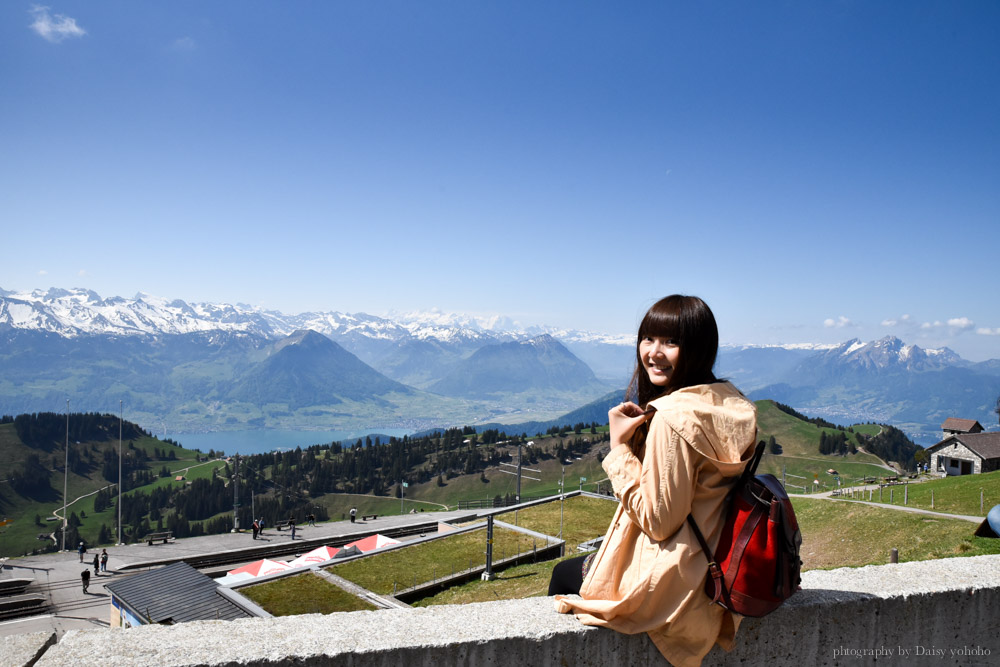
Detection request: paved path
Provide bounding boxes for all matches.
[790,493,984,523]
[0,509,476,639]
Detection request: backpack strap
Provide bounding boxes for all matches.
[738,438,766,487]
[687,514,732,609]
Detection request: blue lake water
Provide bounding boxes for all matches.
[173,428,413,456]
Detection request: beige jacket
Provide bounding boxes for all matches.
[554,381,757,667]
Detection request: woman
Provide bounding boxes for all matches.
[552,295,757,667]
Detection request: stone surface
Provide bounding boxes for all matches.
[27,555,1000,666]
[0,631,55,667]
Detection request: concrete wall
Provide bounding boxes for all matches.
[15,555,1000,667]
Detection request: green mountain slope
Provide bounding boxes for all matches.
[0,414,223,558]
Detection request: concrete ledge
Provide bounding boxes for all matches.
[1,631,55,667]
[32,555,1000,666]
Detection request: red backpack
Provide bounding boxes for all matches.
[687,441,802,617]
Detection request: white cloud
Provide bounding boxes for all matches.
[29,5,87,43]
[824,316,854,328]
[976,327,1000,336]
[881,314,911,327]
[77,269,87,277]
[38,269,48,276]
[920,317,975,332]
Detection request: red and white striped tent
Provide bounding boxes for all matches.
[226,558,293,578]
[344,534,401,553]
[287,545,340,568]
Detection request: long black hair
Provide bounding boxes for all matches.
[625,295,719,407]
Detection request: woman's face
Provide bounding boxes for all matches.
[639,335,680,387]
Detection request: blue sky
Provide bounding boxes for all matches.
[2,2,999,360]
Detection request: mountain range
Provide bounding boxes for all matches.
[739,337,1000,443]
[2,287,998,443]
[0,288,623,433]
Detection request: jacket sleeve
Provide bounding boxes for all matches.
[602,415,697,543]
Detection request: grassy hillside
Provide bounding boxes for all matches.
[0,419,227,557]
[405,435,610,509]
[754,400,897,491]
[793,497,1000,569]
[851,469,1000,518]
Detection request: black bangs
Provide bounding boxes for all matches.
[638,306,681,342]
[638,294,685,342]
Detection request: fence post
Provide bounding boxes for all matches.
[904,484,908,506]
[931,490,934,509]
[982,489,985,514]
[890,488,894,504]
[890,548,898,564]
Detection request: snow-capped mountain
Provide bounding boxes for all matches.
[746,336,999,443]
[0,287,281,337]
[0,287,625,432]
[3,287,996,443]
[823,336,963,372]
[0,287,627,349]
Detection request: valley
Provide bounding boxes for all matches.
[0,400,938,559]
[3,288,998,443]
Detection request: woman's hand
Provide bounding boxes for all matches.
[609,402,654,450]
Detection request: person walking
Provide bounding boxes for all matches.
[92,552,100,575]
[78,541,86,562]
[100,549,109,572]
[349,507,357,524]
[252,519,259,540]
[289,517,296,540]
[81,569,90,594]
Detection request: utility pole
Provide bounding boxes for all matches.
[118,400,123,545]
[231,454,240,532]
[499,441,540,503]
[62,399,69,552]
[517,443,522,502]
[482,515,496,581]
[559,466,565,539]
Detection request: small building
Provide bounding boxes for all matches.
[941,418,984,440]
[925,432,1000,476]
[105,561,267,628]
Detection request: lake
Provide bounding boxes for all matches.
[173,428,413,456]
